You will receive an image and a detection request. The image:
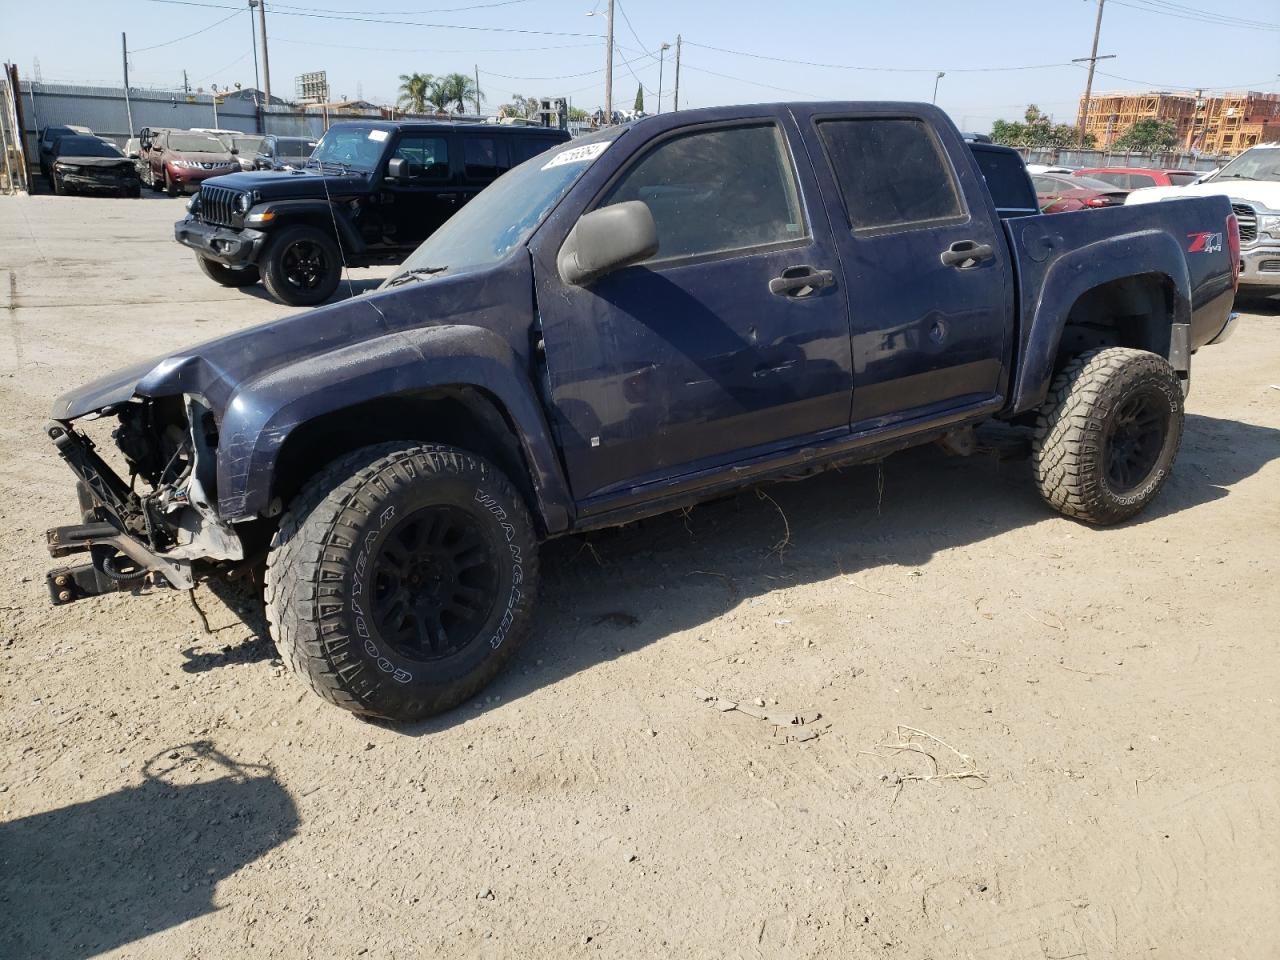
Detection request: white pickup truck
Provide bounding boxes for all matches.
[1126,142,1280,295]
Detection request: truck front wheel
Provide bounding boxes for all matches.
[265,443,540,721]
[260,225,342,306]
[195,254,260,287]
[1032,346,1184,525]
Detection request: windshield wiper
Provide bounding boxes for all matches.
[386,266,448,287]
[1217,174,1258,181]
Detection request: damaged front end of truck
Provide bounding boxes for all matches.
[44,385,245,605]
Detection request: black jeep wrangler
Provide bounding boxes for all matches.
[175,120,571,306]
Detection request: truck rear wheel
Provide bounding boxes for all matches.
[260,225,343,307]
[1032,346,1183,525]
[265,443,539,721]
[195,254,260,287]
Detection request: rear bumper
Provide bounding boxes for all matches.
[1239,244,1280,288]
[174,216,267,268]
[1207,312,1241,346]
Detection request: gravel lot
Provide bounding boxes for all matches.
[2,193,1278,959]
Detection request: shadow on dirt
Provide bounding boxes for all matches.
[391,412,1280,735]
[179,576,276,674]
[0,742,297,960]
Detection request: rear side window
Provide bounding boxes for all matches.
[1086,171,1126,188]
[463,137,501,181]
[1167,171,1198,185]
[600,122,806,263]
[392,135,450,181]
[510,136,559,166]
[818,118,964,233]
[970,147,1036,213]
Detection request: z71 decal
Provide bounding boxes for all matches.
[1187,231,1223,254]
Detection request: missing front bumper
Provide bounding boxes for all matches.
[46,520,194,603]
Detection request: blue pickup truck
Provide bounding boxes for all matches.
[45,103,1240,721]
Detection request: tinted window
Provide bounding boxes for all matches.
[1167,171,1198,185]
[1127,173,1156,188]
[463,137,501,181]
[392,135,450,180]
[818,118,963,233]
[278,138,318,162]
[1032,175,1070,193]
[54,136,121,158]
[510,136,559,166]
[970,147,1036,211]
[601,123,805,262]
[1085,171,1127,188]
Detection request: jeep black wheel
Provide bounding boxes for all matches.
[265,443,539,721]
[1032,347,1183,525]
[195,254,260,287]
[260,225,342,307]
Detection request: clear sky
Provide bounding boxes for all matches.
[6,0,1279,130]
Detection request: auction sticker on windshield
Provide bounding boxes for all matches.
[541,141,610,170]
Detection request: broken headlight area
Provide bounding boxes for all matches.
[45,395,243,605]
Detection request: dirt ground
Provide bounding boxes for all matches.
[1,193,1278,960]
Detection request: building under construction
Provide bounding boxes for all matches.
[1078,90,1280,155]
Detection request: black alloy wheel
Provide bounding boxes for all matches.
[370,505,500,662]
[1104,389,1168,494]
[280,239,328,293]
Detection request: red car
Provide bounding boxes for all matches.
[1031,173,1129,213]
[1073,167,1201,190]
[138,128,239,197]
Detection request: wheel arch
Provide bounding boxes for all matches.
[214,325,573,535]
[1008,230,1191,415]
[253,199,365,257]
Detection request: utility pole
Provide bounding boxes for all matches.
[475,64,481,115]
[121,33,134,135]
[1073,0,1114,148]
[603,0,614,123]
[657,41,670,113]
[673,34,682,111]
[255,0,272,106]
[932,71,945,105]
[183,69,190,94]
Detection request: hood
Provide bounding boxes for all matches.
[51,254,534,422]
[201,167,369,199]
[53,156,135,169]
[1126,179,1280,211]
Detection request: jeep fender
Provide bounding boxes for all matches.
[252,198,366,255]
[214,324,573,533]
[1008,227,1191,414]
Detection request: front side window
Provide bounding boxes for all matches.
[600,122,806,263]
[463,137,501,181]
[818,118,964,234]
[392,135,450,180]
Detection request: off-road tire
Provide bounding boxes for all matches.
[1032,347,1183,525]
[265,443,540,721]
[196,254,260,287]
[259,224,342,307]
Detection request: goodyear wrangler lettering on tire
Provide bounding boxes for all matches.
[265,443,540,722]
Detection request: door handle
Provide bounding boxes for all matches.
[768,265,836,297]
[438,193,458,200]
[940,240,995,269]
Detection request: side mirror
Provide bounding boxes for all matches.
[557,201,659,286]
[386,157,410,182]
[230,147,239,155]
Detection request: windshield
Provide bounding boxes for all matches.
[1210,146,1280,182]
[232,136,264,155]
[55,137,122,158]
[278,138,318,162]
[168,134,226,154]
[311,127,388,170]
[387,129,621,284]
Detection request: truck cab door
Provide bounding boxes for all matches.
[793,107,1013,430]
[529,113,854,505]
[381,132,458,248]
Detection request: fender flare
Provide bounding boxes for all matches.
[1010,228,1192,413]
[214,324,573,533]
[251,198,366,255]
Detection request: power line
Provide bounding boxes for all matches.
[268,0,530,15]
[1085,65,1280,92]
[681,39,1079,75]
[677,60,823,99]
[130,7,244,53]
[273,36,600,54]
[1108,0,1279,30]
[141,0,603,38]
[194,49,252,84]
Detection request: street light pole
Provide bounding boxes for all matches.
[932,71,945,104]
[657,42,670,113]
[604,0,614,123]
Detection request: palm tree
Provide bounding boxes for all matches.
[431,73,479,115]
[397,73,434,114]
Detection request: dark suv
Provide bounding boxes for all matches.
[175,120,571,305]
